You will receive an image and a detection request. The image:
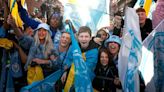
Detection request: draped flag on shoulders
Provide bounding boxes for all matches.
[65,23,93,92]
[118,7,142,92]
[139,19,164,92]
[10,0,26,28]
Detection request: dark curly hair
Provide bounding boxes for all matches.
[47,7,63,30]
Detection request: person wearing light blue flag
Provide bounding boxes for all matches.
[61,23,99,92]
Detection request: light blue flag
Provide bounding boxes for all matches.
[20,69,63,92]
[65,22,93,92]
[139,19,164,92]
[118,7,142,92]
[63,0,109,34]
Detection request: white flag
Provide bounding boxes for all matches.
[118,7,142,92]
[139,19,164,92]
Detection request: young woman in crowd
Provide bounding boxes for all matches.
[25,23,54,78]
[93,47,118,92]
[94,28,109,48]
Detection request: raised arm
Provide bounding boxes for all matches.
[7,14,34,50]
[17,0,40,29]
[7,14,23,38]
[12,41,27,64]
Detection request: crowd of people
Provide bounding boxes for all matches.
[0,0,164,92]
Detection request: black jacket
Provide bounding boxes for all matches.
[140,18,152,41]
[93,65,117,92]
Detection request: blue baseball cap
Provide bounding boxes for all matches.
[35,23,52,36]
[104,35,121,47]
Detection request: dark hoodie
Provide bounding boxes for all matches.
[140,18,152,41]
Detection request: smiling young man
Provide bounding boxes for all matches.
[48,32,71,71]
[136,7,152,41]
[60,26,99,91]
[77,26,99,52]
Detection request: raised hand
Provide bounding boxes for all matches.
[7,14,17,28]
[61,71,67,84]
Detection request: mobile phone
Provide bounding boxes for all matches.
[96,34,101,38]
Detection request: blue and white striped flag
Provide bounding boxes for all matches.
[118,7,142,92]
[139,19,164,92]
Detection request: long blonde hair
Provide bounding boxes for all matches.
[34,30,54,58]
